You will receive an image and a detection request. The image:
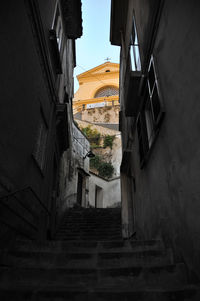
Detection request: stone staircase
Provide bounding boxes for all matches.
[0,208,199,300]
[55,207,122,240]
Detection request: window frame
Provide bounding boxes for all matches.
[136,55,164,168]
[130,15,141,72]
[147,56,164,126]
[94,86,119,98]
[52,3,64,55]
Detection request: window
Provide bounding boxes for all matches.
[94,86,119,98]
[53,4,63,52]
[130,16,141,71]
[137,56,164,167]
[33,113,48,171]
[147,57,163,126]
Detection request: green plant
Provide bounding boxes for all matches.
[80,126,101,146]
[98,162,114,179]
[103,135,115,149]
[90,155,114,179]
[90,155,101,170]
[90,143,100,149]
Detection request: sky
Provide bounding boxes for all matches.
[74,0,120,92]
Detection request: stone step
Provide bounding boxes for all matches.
[56,228,121,233]
[0,286,200,301]
[55,233,122,238]
[0,248,173,269]
[0,263,188,288]
[55,208,122,241]
[2,239,164,253]
[60,217,121,221]
[102,240,165,252]
[60,223,121,227]
[98,249,173,267]
[55,233,122,237]
[55,237,122,240]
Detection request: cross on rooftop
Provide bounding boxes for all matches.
[105,57,111,62]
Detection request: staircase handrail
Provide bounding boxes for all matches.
[0,185,51,216]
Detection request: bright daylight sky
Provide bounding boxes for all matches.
[74,0,120,93]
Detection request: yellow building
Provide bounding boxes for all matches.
[73,62,121,208]
[73,62,119,125]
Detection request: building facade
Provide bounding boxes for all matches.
[89,172,121,208]
[73,63,122,208]
[73,62,120,129]
[0,0,82,241]
[110,0,200,278]
[58,122,90,213]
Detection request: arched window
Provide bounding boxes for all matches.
[94,86,119,98]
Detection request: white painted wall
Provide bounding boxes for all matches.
[58,122,90,211]
[89,173,121,208]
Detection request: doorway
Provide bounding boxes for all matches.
[77,172,83,206]
[95,185,103,208]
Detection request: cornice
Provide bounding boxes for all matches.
[73,95,119,107]
[78,72,119,84]
[77,62,119,79]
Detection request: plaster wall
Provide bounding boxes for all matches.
[58,122,90,213]
[0,0,82,240]
[122,0,200,277]
[74,63,119,102]
[76,120,122,177]
[82,105,120,124]
[89,173,121,208]
[74,77,119,101]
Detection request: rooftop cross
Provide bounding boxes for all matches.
[104,57,111,62]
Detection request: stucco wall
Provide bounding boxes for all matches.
[73,63,119,102]
[89,173,121,208]
[82,105,120,124]
[121,0,200,277]
[76,119,122,177]
[58,122,90,213]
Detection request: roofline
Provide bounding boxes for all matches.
[77,62,119,79]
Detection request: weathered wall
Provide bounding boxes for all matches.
[82,105,120,124]
[58,122,90,214]
[76,119,122,177]
[0,0,79,240]
[0,0,59,240]
[126,0,200,277]
[89,173,121,208]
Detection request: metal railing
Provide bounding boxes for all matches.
[73,99,120,114]
[0,186,50,239]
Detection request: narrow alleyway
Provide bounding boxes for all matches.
[0,207,200,300]
[2,0,200,300]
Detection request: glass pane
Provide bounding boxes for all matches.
[130,46,141,71]
[148,64,155,92]
[145,95,154,147]
[151,84,161,123]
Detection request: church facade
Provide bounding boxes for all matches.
[73,62,122,208]
[73,62,120,129]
